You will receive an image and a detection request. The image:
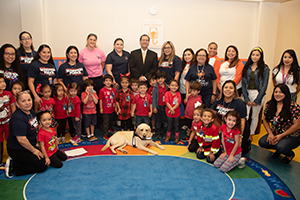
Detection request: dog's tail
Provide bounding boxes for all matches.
[101,139,110,152]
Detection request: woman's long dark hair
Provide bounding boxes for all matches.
[242,47,266,79]
[0,43,23,81]
[265,84,291,121]
[273,49,299,84]
[32,44,55,65]
[18,31,34,55]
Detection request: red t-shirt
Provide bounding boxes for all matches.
[81,92,98,114]
[158,84,167,106]
[39,97,55,119]
[38,127,57,157]
[68,96,81,118]
[0,90,15,124]
[99,87,116,114]
[191,121,201,139]
[165,91,181,118]
[220,124,242,156]
[54,96,68,119]
[132,93,152,116]
[185,95,202,119]
[147,86,154,96]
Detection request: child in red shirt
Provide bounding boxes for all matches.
[53,83,68,143]
[183,81,203,140]
[187,106,203,151]
[152,70,168,139]
[147,74,157,132]
[37,84,56,127]
[131,81,152,127]
[99,74,117,139]
[0,75,16,165]
[116,75,133,131]
[38,111,67,168]
[165,79,181,143]
[194,108,221,163]
[81,79,98,141]
[214,110,242,172]
[68,82,82,144]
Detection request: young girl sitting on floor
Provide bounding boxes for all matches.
[38,111,67,168]
[214,110,242,173]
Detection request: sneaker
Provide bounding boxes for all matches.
[238,157,246,169]
[76,137,82,143]
[70,136,78,144]
[181,136,190,141]
[108,129,116,134]
[181,125,188,130]
[81,134,87,138]
[58,137,62,143]
[5,157,14,178]
[165,136,170,143]
[103,134,110,140]
[61,137,66,143]
[88,136,97,141]
[175,136,180,144]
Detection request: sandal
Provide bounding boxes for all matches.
[174,136,180,144]
[271,151,281,158]
[165,136,170,143]
[281,154,295,164]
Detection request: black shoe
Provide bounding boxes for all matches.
[271,151,281,158]
[5,157,14,178]
[281,154,295,164]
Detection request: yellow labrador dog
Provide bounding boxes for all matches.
[101,123,165,155]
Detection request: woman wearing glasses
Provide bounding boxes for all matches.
[6,91,47,178]
[16,31,36,89]
[0,44,23,90]
[158,41,182,84]
[185,48,217,108]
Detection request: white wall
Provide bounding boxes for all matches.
[1,0,260,59]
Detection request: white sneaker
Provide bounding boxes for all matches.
[61,137,66,143]
[238,157,246,169]
[5,157,14,178]
[181,125,188,130]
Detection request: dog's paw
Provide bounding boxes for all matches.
[153,152,158,156]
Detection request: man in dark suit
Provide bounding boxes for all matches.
[129,34,158,81]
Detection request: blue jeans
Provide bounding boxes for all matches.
[259,134,300,156]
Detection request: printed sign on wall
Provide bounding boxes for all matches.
[142,20,164,48]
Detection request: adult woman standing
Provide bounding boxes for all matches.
[17,31,36,89]
[179,48,195,105]
[259,84,300,164]
[27,44,57,108]
[0,44,23,90]
[79,33,106,94]
[58,45,88,92]
[272,49,300,102]
[213,80,251,154]
[6,91,47,178]
[185,48,217,108]
[158,41,182,84]
[242,47,270,141]
[207,42,221,70]
[215,45,244,95]
[106,38,130,90]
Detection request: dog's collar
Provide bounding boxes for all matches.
[132,131,152,148]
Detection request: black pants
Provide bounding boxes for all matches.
[68,117,75,137]
[196,148,222,163]
[120,118,133,130]
[155,105,168,136]
[7,147,47,176]
[167,116,180,132]
[56,118,67,138]
[103,113,114,135]
[49,150,67,168]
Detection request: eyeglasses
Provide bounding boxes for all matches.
[4,52,15,57]
[164,47,172,50]
[21,37,31,41]
[17,90,30,97]
[197,54,206,57]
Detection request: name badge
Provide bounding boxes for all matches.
[126,95,130,102]
[227,138,234,144]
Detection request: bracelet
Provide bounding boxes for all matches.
[212,93,216,96]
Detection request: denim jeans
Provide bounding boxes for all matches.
[259,134,300,156]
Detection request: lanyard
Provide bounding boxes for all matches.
[282,67,289,84]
